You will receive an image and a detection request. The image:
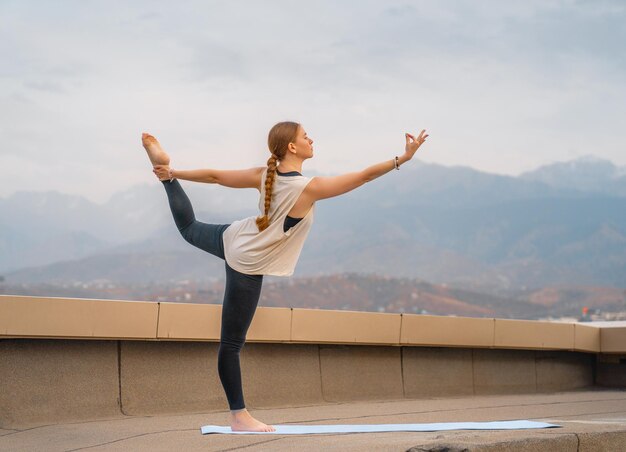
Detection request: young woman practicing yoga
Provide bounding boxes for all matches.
[141,122,428,432]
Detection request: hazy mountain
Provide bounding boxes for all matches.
[0,223,110,271]
[3,158,625,290]
[0,183,257,272]
[520,155,626,196]
[5,250,224,285]
[297,195,626,289]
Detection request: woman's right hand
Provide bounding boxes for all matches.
[404,129,429,160]
[153,165,172,181]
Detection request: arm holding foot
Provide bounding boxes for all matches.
[142,133,264,190]
[154,166,265,190]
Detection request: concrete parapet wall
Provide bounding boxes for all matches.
[240,343,323,408]
[319,344,404,401]
[0,339,121,428]
[0,338,597,429]
[596,353,626,388]
[536,350,594,392]
[119,341,222,415]
[403,347,474,397]
[1,295,623,428]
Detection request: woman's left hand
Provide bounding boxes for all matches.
[404,129,428,160]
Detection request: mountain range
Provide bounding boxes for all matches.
[2,156,625,294]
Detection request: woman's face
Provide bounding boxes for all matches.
[290,126,314,158]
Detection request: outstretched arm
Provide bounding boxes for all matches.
[154,166,265,190]
[305,130,428,201]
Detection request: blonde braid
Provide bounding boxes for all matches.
[255,154,278,231]
[256,120,300,232]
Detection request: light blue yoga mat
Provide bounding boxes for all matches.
[200,420,559,435]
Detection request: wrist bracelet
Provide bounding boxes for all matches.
[394,156,400,170]
[168,168,174,182]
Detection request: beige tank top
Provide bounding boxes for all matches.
[222,169,316,276]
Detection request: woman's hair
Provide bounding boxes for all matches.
[256,121,300,232]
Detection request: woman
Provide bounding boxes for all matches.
[141,122,428,432]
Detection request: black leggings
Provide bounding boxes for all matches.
[162,179,263,411]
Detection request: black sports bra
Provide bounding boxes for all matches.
[276,169,304,232]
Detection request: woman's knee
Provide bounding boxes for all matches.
[179,223,194,243]
[178,221,227,259]
[179,220,200,245]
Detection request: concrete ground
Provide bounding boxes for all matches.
[1,389,625,451]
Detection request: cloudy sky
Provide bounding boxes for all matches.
[2,0,625,202]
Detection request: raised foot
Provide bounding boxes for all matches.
[229,409,276,432]
[141,132,170,166]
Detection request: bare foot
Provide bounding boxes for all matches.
[229,409,276,432]
[141,132,170,166]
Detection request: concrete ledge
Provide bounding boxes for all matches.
[0,295,158,339]
[291,308,401,345]
[494,318,574,350]
[401,314,494,347]
[156,303,292,342]
[600,324,626,353]
[574,323,600,352]
[246,307,292,343]
[3,295,624,354]
[156,302,221,341]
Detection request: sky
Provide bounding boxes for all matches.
[1,0,625,202]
